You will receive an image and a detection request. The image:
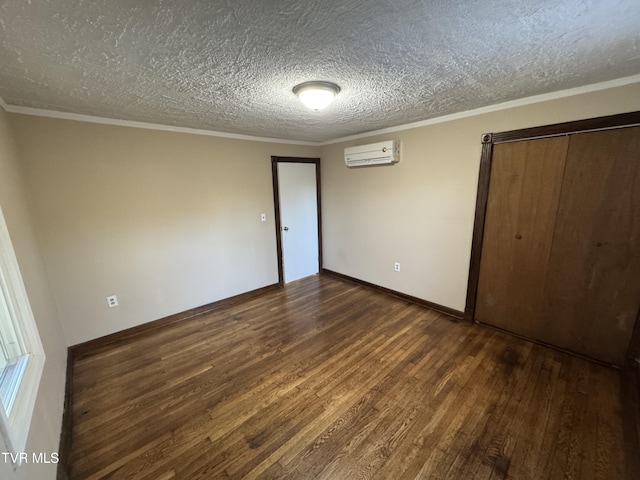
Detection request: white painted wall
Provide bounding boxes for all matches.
[321,81,640,312]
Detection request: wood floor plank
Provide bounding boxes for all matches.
[392,333,513,479]
[67,274,640,479]
[507,355,564,479]
[408,335,508,479]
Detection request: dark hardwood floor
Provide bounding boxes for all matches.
[68,274,640,479]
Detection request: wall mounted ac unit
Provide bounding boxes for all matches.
[344,140,400,167]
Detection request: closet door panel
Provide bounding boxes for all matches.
[541,127,640,365]
[475,137,569,337]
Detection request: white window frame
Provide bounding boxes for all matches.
[0,206,45,458]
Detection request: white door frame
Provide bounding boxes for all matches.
[271,156,322,285]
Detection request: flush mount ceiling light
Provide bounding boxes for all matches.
[293,81,341,111]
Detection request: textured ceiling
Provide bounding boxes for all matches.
[1,0,640,142]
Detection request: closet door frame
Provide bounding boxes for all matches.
[464,111,640,348]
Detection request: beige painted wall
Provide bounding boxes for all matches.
[321,82,640,312]
[11,115,319,346]
[0,109,66,478]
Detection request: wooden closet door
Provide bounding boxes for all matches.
[475,137,569,338]
[539,127,640,366]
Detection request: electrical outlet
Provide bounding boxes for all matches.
[261,213,266,222]
[394,262,401,272]
[106,295,119,308]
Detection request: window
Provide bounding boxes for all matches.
[0,206,45,458]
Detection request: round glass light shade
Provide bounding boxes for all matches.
[293,81,340,111]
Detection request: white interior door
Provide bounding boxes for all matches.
[278,162,319,283]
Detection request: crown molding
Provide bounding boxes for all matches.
[320,73,640,145]
[3,104,321,146]
[2,73,640,145]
